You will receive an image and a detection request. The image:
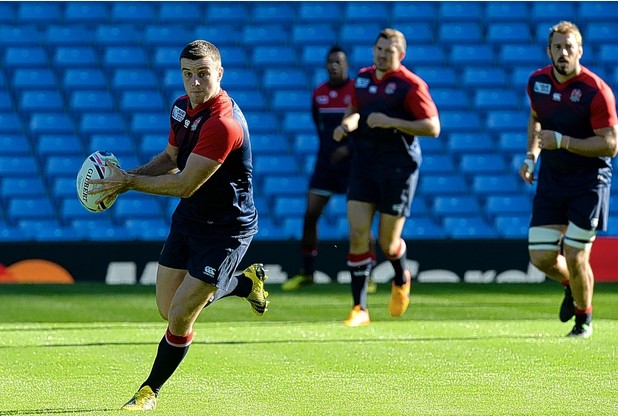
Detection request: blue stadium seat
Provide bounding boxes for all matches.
[419,137,445,154]
[96,25,142,45]
[19,90,63,112]
[263,69,308,90]
[103,47,148,68]
[410,195,429,215]
[462,67,508,88]
[340,23,381,45]
[82,225,131,241]
[460,154,507,175]
[344,3,388,21]
[443,216,498,238]
[119,91,166,112]
[17,220,62,240]
[144,25,193,47]
[324,194,347,220]
[297,3,342,22]
[111,2,155,23]
[0,135,30,155]
[59,197,99,222]
[597,45,618,66]
[450,45,495,66]
[579,3,618,21]
[44,155,83,177]
[487,22,532,44]
[318,217,348,240]
[243,112,278,134]
[112,69,158,90]
[251,134,290,155]
[0,155,38,177]
[64,3,109,22]
[405,45,446,65]
[17,3,61,23]
[271,90,310,112]
[485,195,532,218]
[512,66,536,89]
[227,90,267,112]
[0,25,43,45]
[0,227,33,242]
[500,44,545,66]
[13,69,57,89]
[439,111,482,131]
[242,24,289,46]
[414,66,457,88]
[273,196,306,219]
[498,132,527,154]
[252,46,296,67]
[0,177,45,201]
[439,2,482,20]
[262,176,307,197]
[7,197,54,222]
[302,154,317,175]
[138,135,165,159]
[88,135,136,157]
[36,135,83,157]
[253,155,298,176]
[391,23,434,44]
[223,69,259,90]
[486,111,528,132]
[30,113,73,135]
[431,88,469,110]
[421,154,456,174]
[125,219,169,241]
[80,113,125,135]
[0,3,16,23]
[253,218,286,240]
[494,215,530,238]
[530,2,576,22]
[433,195,480,217]
[486,3,529,20]
[292,134,318,156]
[0,112,23,134]
[447,133,494,154]
[4,46,47,67]
[130,113,169,135]
[252,3,295,23]
[472,174,521,196]
[292,24,337,45]
[192,24,241,47]
[46,25,95,46]
[62,69,107,90]
[301,46,330,67]
[205,3,249,23]
[282,112,314,134]
[219,47,246,67]
[418,174,468,196]
[474,89,519,110]
[392,2,436,21]
[349,45,372,67]
[54,47,98,68]
[70,91,114,113]
[52,177,79,199]
[114,196,162,221]
[586,22,618,43]
[153,47,181,70]
[37,226,85,242]
[158,3,203,24]
[402,218,447,239]
[439,22,482,44]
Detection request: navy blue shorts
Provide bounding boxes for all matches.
[530,183,610,231]
[159,215,253,292]
[309,163,349,196]
[347,159,418,217]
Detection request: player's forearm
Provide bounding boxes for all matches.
[128,151,177,176]
[527,114,541,159]
[393,116,440,138]
[560,132,618,158]
[125,172,195,198]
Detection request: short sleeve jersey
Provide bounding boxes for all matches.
[527,65,617,189]
[311,78,355,171]
[351,64,438,169]
[168,90,257,234]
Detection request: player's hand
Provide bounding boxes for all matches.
[518,157,536,185]
[537,130,560,150]
[330,145,350,163]
[366,112,392,129]
[88,159,129,203]
[333,125,348,142]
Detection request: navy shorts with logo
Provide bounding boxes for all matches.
[530,183,610,232]
[159,214,253,292]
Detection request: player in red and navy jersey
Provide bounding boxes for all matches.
[520,21,618,338]
[333,29,440,327]
[90,40,269,409]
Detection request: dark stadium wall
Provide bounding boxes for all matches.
[1,238,616,284]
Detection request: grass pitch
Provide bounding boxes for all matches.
[0,282,617,416]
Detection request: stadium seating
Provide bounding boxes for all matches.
[2,2,616,241]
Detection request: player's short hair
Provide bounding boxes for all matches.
[327,45,347,57]
[548,21,583,47]
[375,29,407,53]
[180,40,222,66]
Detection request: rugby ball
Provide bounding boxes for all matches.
[76,151,120,213]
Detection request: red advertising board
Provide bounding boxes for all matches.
[590,237,618,282]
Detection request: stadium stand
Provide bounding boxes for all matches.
[1,1,616,242]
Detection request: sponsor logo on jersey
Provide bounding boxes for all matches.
[534,82,551,95]
[369,86,378,94]
[172,106,186,122]
[184,119,190,128]
[552,92,561,102]
[355,78,370,88]
[203,266,216,277]
[570,88,582,102]
[385,82,397,94]
[329,90,338,98]
[191,116,203,131]
[316,95,329,105]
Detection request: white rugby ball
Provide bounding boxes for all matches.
[76,150,121,213]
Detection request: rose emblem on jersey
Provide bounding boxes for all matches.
[570,89,582,103]
[385,82,397,95]
[191,116,203,131]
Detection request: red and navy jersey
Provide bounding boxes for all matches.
[168,90,257,234]
[528,65,617,189]
[311,78,354,171]
[351,64,438,170]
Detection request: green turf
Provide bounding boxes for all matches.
[0,283,617,415]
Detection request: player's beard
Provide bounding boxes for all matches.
[552,58,575,77]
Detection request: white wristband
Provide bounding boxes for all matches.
[524,159,535,174]
[554,131,563,148]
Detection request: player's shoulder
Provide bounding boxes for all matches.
[579,66,612,92]
[529,65,552,80]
